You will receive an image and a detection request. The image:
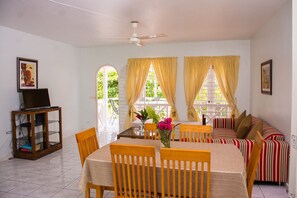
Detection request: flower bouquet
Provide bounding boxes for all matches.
[158,117,179,148]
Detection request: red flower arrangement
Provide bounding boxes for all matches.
[158,118,179,148]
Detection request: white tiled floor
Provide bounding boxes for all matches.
[0,127,288,198]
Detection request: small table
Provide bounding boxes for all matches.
[117,127,181,141]
[127,121,207,140]
[116,127,144,139]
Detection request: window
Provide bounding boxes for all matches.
[135,65,170,118]
[194,65,231,124]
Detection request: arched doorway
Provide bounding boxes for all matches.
[97,66,119,146]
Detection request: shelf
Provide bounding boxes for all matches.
[17,131,44,140]
[18,120,59,128]
[49,120,59,124]
[49,131,60,135]
[49,141,60,146]
[17,131,60,142]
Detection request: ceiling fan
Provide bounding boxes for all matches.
[129,21,167,47]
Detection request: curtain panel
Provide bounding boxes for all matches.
[152,57,178,120]
[184,57,210,121]
[125,58,151,129]
[213,56,240,118]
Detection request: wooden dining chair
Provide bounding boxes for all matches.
[179,124,212,142]
[144,123,160,140]
[160,148,211,198]
[75,127,113,198]
[110,144,157,198]
[246,131,264,198]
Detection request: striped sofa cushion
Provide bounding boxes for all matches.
[212,128,237,139]
[262,121,285,141]
[251,116,285,141]
[210,138,289,182]
[213,118,235,129]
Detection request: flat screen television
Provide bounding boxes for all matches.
[21,88,51,110]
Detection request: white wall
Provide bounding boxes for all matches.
[79,40,251,132]
[291,0,297,196]
[0,26,81,161]
[250,1,292,140]
[250,0,293,194]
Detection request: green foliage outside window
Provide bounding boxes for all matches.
[107,71,118,99]
[145,68,164,99]
[97,72,103,99]
[97,70,118,100]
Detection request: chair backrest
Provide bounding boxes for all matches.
[246,131,264,198]
[160,148,211,198]
[179,124,212,142]
[109,98,119,113]
[144,123,160,140]
[75,127,99,166]
[110,144,157,198]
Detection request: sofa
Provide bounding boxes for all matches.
[211,116,289,183]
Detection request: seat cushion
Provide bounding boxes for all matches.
[212,128,237,139]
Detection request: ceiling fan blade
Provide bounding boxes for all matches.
[136,41,144,47]
[138,34,167,40]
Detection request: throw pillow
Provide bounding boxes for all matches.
[236,114,252,139]
[234,110,246,131]
[246,120,263,140]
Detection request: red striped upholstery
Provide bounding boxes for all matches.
[212,117,289,183]
[210,138,289,183]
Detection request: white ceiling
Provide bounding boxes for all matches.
[0,0,289,47]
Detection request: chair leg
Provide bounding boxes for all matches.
[95,186,104,198]
[85,183,90,198]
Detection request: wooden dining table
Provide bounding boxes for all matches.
[79,138,248,198]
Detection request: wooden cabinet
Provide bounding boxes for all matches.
[11,107,62,160]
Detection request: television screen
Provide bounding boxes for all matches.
[21,89,51,110]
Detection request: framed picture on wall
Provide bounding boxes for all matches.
[261,59,272,95]
[17,57,38,92]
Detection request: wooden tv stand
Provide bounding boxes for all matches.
[11,107,62,160]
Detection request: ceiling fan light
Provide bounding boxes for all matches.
[129,37,139,43]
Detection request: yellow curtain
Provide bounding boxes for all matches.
[125,58,151,129]
[184,57,210,121]
[152,57,178,120]
[213,56,240,118]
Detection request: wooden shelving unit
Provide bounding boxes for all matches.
[11,107,62,160]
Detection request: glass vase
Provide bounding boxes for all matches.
[139,120,145,135]
[160,130,171,148]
